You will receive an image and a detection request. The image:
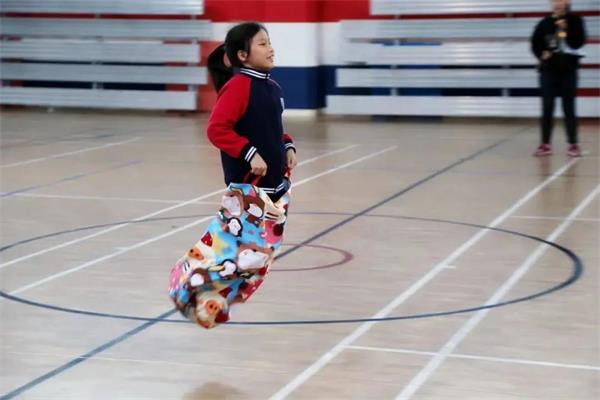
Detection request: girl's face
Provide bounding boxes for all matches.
[238,29,274,71]
[552,0,569,15]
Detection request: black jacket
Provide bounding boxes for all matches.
[531,13,586,71]
[207,68,295,201]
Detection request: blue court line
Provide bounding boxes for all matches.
[1,160,143,198]
[276,137,512,259]
[0,310,176,400]
[0,136,513,399]
[0,215,582,326]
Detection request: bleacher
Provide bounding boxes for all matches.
[327,0,600,117]
[0,0,211,110]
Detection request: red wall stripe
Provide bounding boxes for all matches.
[578,89,600,96]
[198,41,220,112]
[3,4,598,22]
[201,0,383,22]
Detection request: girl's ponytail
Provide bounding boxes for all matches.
[207,43,233,93]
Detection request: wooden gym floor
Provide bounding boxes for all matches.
[0,109,598,399]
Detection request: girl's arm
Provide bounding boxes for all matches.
[207,77,257,163]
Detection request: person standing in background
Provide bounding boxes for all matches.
[531,0,586,157]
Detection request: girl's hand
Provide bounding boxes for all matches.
[286,149,297,170]
[250,153,267,176]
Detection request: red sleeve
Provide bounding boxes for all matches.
[206,75,256,161]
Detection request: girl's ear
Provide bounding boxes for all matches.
[237,49,248,63]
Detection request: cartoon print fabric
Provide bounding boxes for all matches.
[168,183,289,329]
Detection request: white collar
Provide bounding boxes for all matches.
[239,68,270,79]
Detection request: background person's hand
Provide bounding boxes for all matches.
[555,19,568,31]
[542,50,553,60]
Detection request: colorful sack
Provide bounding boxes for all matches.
[169,182,289,329]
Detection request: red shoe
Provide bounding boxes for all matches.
[567,144,582,157]
[533,144,552,156]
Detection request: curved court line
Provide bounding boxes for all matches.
[0,214,353,272]
[0,215,210,253]
[268,157,582,399]
[0,136,514,399]
[0,136,513,323]
[0,144,358,269]
[0,215,582,325]
[1,147,395,298]
[395,185,599,400]
[275,243,354,272]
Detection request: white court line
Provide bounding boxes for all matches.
[0,137,141,168]
[293,144,357,166]
[8,216,213,295]
[4,146,395,296]
[0,145,357,270]
[11,193,222,205]
[511,215,600,222]
[347,345,600,372]
[395,184,600,400]
[5,350,281,372]
[0,187,224,269]
[121,143,213,148]
[268,158,579,400]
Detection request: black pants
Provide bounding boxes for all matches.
[539,68,578,145]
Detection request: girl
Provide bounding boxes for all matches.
[531,0,586,157]
[206,22,297,200]
[168,22,297,328]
